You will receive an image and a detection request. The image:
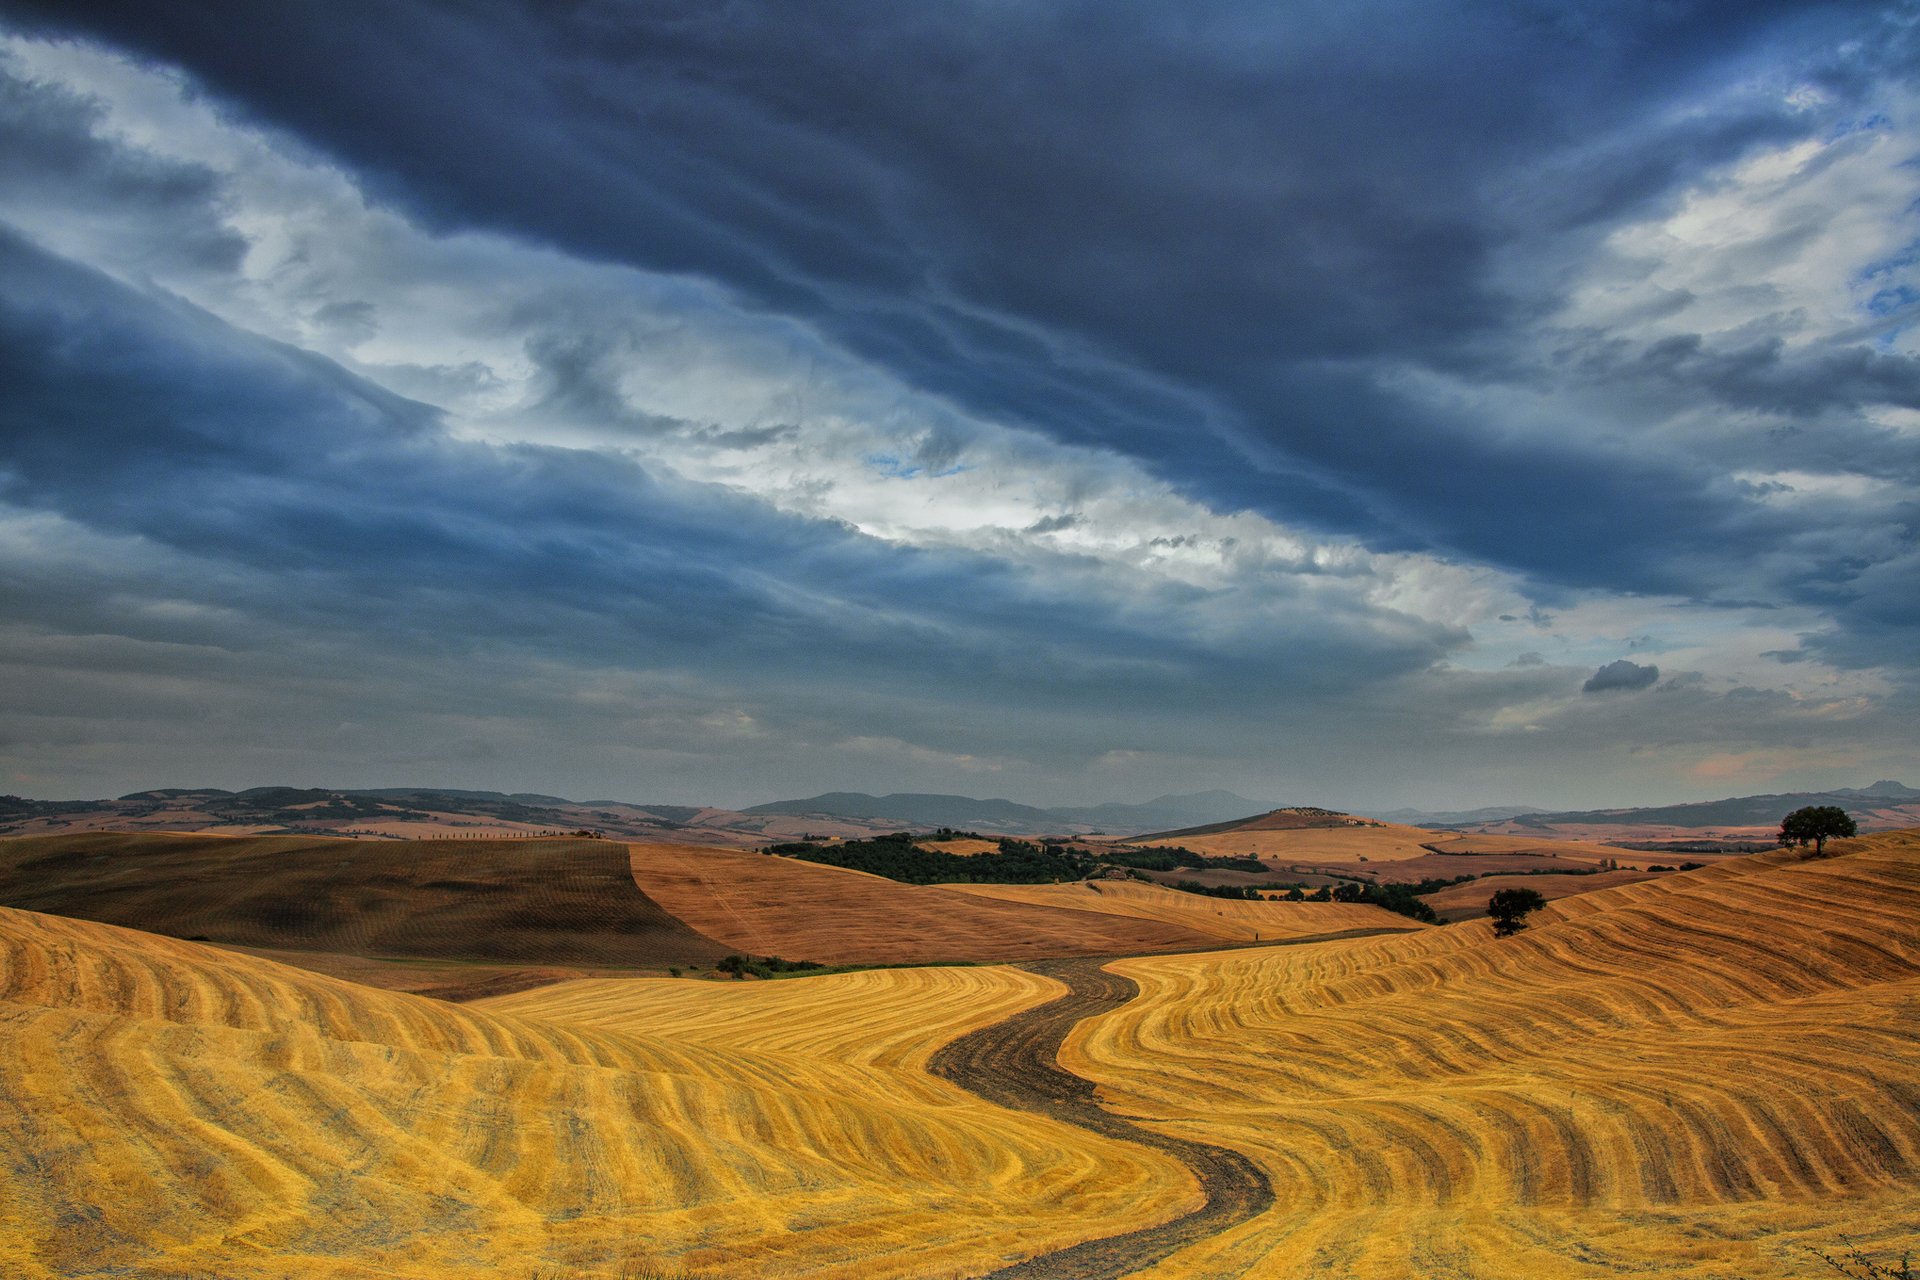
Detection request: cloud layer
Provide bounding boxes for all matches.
[0,2,1915,807]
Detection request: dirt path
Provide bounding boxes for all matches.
[928,957,1273,1279]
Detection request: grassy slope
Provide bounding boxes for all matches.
[1061,830,1920,1278]
[0,906,1194,1280]
[942,879,1421,942]
[626,841,1228,964]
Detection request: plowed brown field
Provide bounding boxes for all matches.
[626,841,1227,963]
[1059,830,1920,1278]
[944,879,1421,942]
[0,907,1195,1279]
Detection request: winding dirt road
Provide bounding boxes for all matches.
[928,957,1274,1279]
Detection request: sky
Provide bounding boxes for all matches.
[0,0,1916,811]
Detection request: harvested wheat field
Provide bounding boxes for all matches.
[1145,820,1446,864]
[1054,830,1920,1278]
[943,879,1421,942]
[626,841,1225,964]
[918,837,1005,856]
[1422,868,1662,921]
[0,905,1197,1280]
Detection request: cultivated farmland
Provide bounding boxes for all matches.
[943,879,1420,942]
[1061,831,1920,1277]
[0,906,1194,1279]
[3,827,1917,1278]
[625,840,1229,963]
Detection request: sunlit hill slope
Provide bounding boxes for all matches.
[1065,830,1920,1278]
[0,906,1193,1280]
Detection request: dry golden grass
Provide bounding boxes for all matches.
[1058,830,1920,1278]
[943,879,1420,942]
[0,906,1196,1280]
[481,964,1053,1069]
[626,841,1225,963]
[1158,820,1443,863]
[1421,868,1661,921]
[1418,832,1625,861]
[916,837,1003,856]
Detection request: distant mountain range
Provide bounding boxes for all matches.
[741,789,1264,836]
[1449,780,1920,832]
[1366,804,1549,826]
[5,780,1915,843]
[0,785,1265,841]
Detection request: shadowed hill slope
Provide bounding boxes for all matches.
[1062,829,1920,1278]
[0,833,731,971]
[627,842,1230,964]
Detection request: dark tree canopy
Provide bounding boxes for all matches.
[1778,805,1857,856]
[1488,887,1548,938]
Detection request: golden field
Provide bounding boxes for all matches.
[0,906,1196,1280]
[4,827,1918,1278]
[1062,831,1920,1278]
[626,840,1225,962]
[1421,868,1661,921]
[942,878,1420,942]
[1151,819,1444,863]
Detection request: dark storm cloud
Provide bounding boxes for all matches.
[1583,659,1661,694]
[0,46,244,274]
[0,230,1449,724]
[1,0,1916,805]
[7,0,1913,600]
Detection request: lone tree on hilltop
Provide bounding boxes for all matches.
[1488,887,1547,937]
[1779,805,1857,857]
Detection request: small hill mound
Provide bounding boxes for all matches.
[1140,805,1373,840]
[942,880,1423,942]
[1129,817,1446,865]
[0,832,730,972]
[627,841,1229,964]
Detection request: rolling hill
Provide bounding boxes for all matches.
[1062,830,1920,1277]
[1452,779,1920,840]
[0,832,732,995]
[940,879,1422,943]
[1127,810,1454,865]
[0,906,1194,1279]
[3,819,1916,1276]
[624,841,1234,964]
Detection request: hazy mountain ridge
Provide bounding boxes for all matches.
[7,781,1916,842]
[743,789,1264,835]
[1468,781,1920,831]
[1366,804,1549,825]
[0,785,1265,841]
